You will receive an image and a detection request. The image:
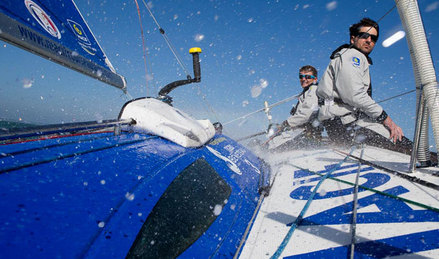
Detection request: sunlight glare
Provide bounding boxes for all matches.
[382,31,405,48]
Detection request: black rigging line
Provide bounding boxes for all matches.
[334,149,439,190]
[0,137,156,174]
[336,3,398,59]
[0,133,113,158]
[377,4,397,23]
[377,89,416,103]
[140,0,191,78]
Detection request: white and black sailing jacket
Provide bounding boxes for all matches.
[286,83,319,128]
[317,45,387,125]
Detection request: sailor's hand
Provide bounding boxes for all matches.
[383,116,404,143]
[267,121,289,137]
[280,120,290,131]
[267,123,281,137]
[263,121,290,147]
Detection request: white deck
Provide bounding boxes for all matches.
[240,145,439,258]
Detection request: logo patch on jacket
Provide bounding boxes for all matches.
[352,57,360,67]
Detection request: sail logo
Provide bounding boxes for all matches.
[67,19,96,55]
[67,20,90,44]
[25,0,61,39]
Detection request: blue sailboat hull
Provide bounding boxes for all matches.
[0,131,269,258]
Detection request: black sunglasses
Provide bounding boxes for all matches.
[357,32,378,43]
[299,74,316,80]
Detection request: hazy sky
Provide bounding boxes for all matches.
[1,0,439,142]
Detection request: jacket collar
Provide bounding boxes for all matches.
[301,82,317,96]
[330,44,373,65]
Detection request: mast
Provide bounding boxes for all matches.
[395,0,439,170]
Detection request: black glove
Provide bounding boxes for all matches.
[280,120,291,131]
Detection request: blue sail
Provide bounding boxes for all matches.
[0,0,126,91]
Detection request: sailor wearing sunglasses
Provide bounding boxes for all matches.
[317,18,412,155]
[268,65,322,150]
[284,65,321,138]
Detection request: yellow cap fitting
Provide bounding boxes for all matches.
[189,47,202,53]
